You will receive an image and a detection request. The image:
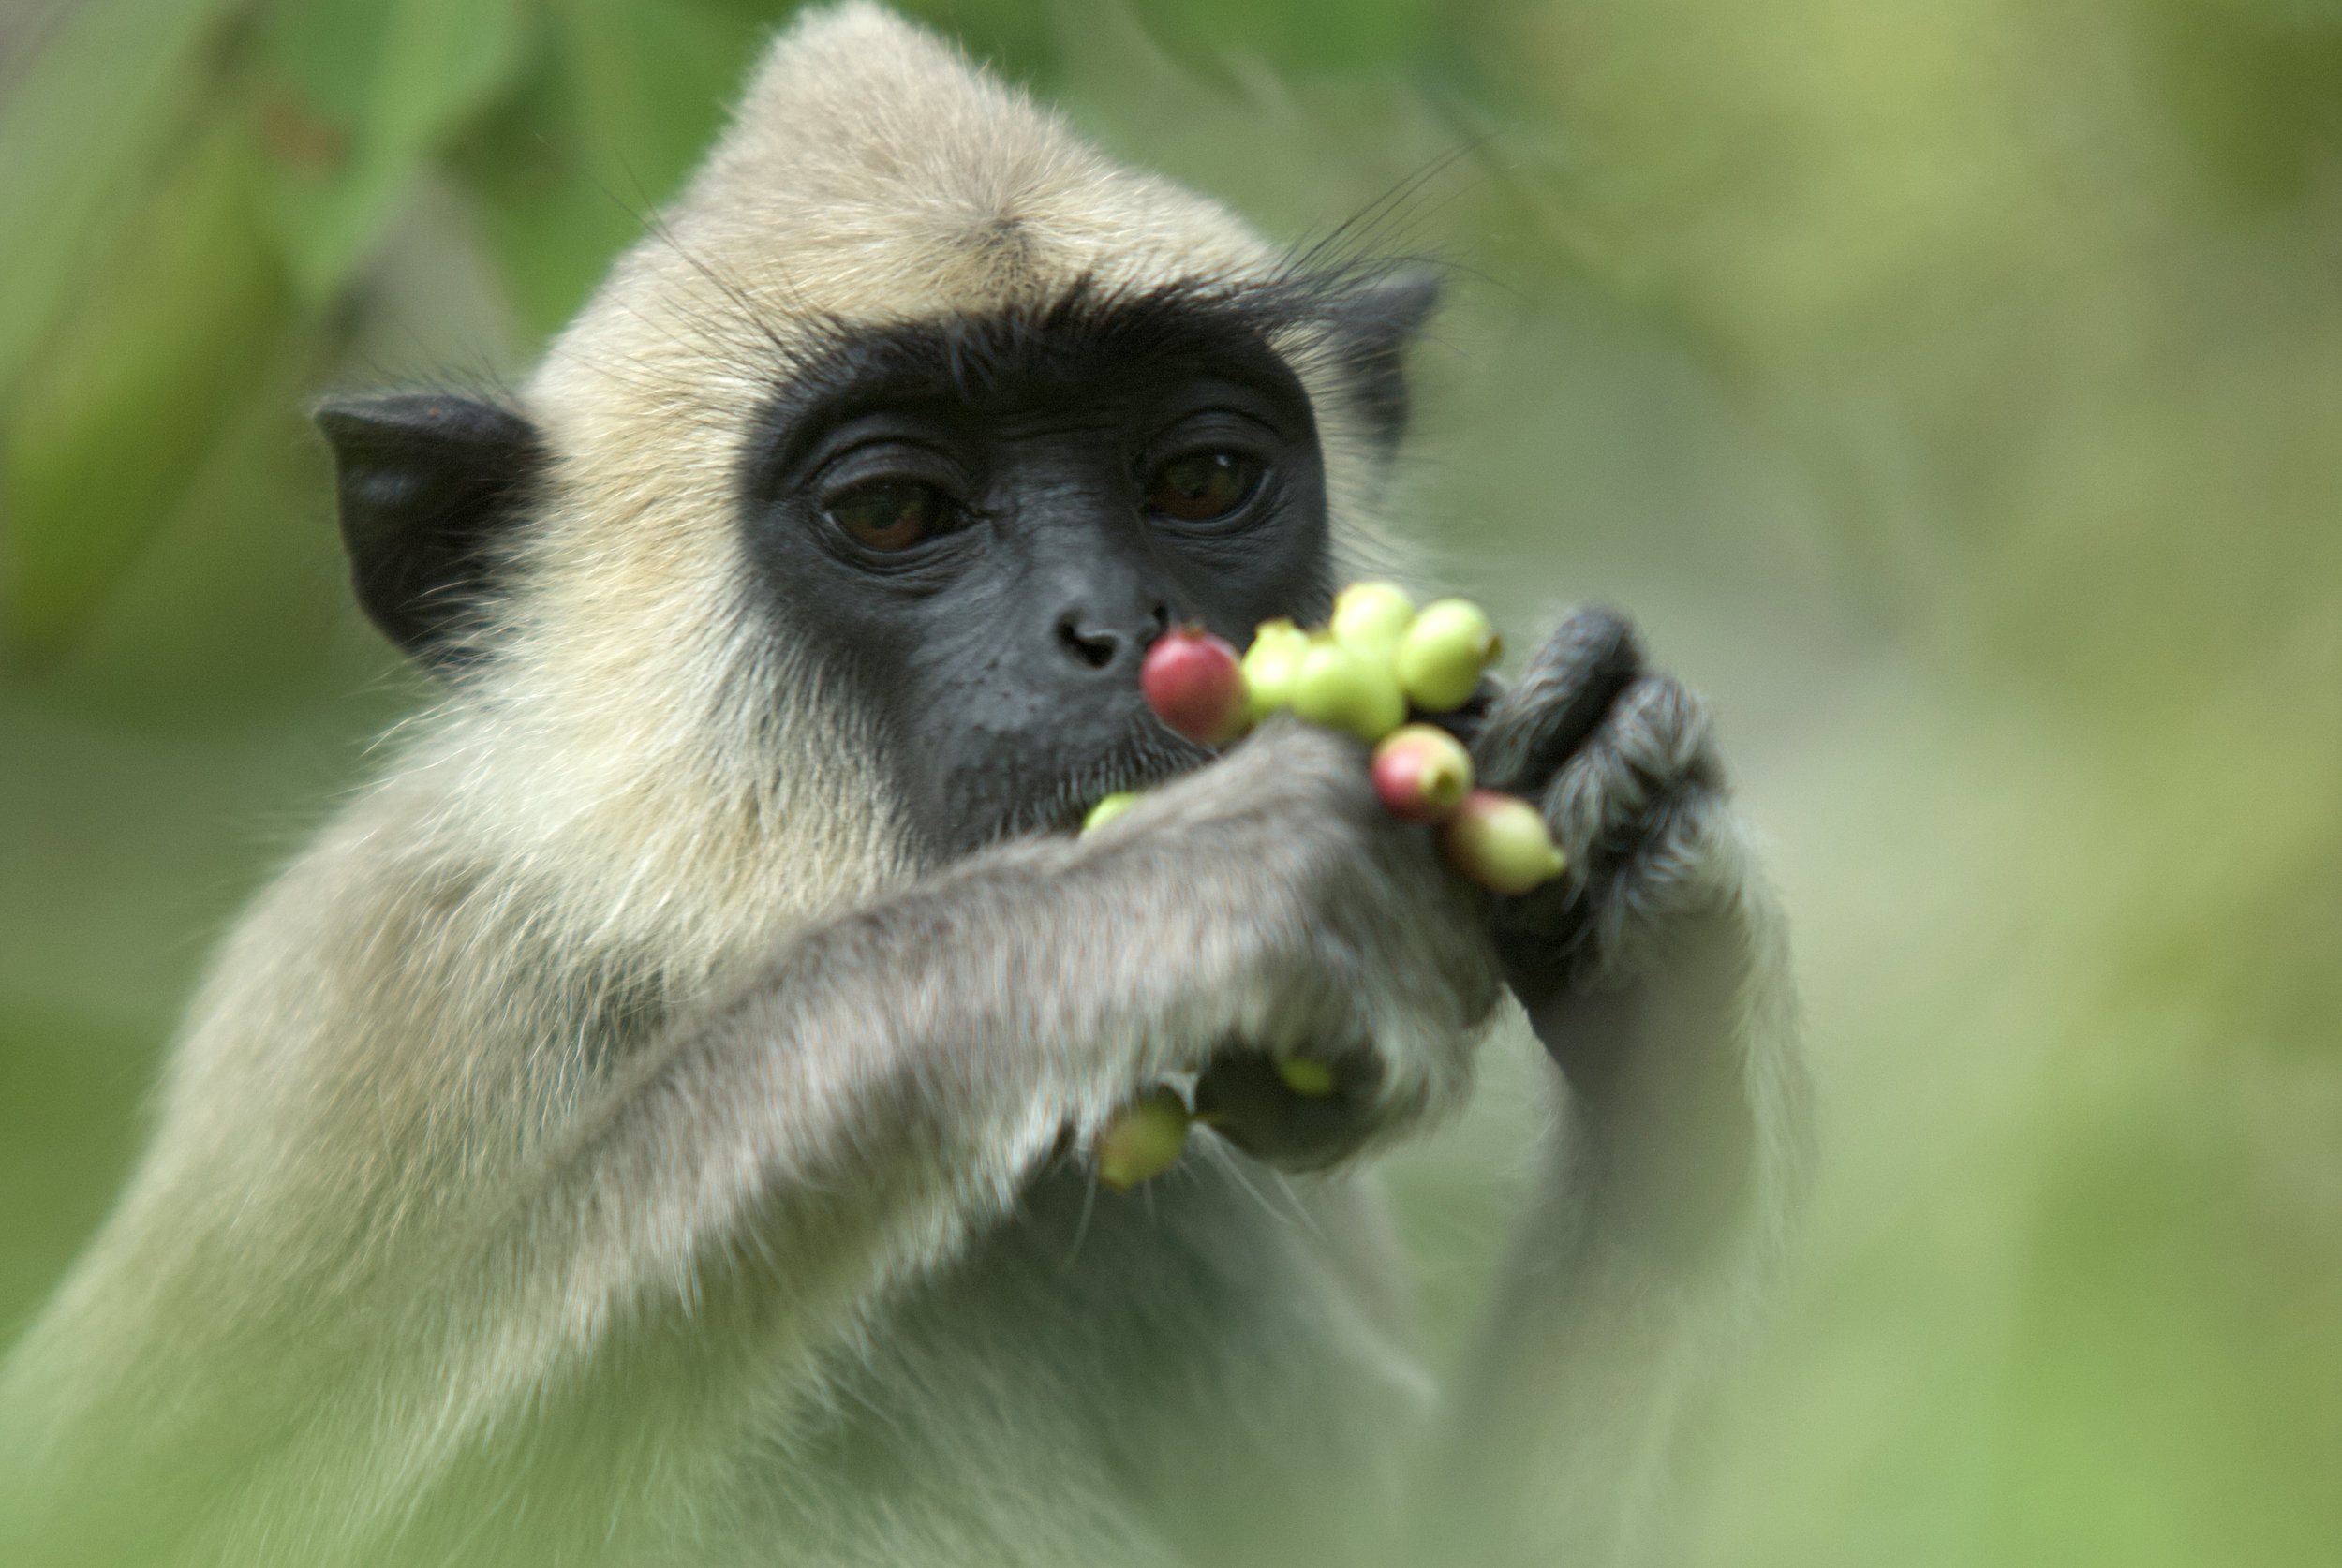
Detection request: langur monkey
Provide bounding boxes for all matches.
[0,7,1806,1564]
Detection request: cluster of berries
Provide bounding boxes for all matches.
[1089,583,1566,895]
[1084,584,1570,1191]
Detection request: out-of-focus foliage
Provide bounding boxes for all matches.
[3,2,2337,1563]
[0,0,1061,668]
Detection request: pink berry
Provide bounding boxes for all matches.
[1141,625,1250,746]
[1371,724,1475,822]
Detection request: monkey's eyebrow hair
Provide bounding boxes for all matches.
[740,277,1340,477]
[807,283,1316,402]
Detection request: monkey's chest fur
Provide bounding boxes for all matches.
[718,1161,1430,1568]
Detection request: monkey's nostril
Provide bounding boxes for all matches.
[1057,614,1120,670]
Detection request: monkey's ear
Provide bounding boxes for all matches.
[314,394,547,670]
[1324,269,1443,449]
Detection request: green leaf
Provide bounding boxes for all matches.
[0,0,246,398]
[1125,0,1445,81]
[888,0,1061,89]
[2,116,291,661]
[452,0,766,338]
[53,330,367,723]
[560,0,759,200]
[257,0,529,299]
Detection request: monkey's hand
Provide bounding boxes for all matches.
[1465,606,1798,1256]
[1410,614,1807,1565]
[1099,717,1505,1173]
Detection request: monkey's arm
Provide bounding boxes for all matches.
[1418,610,1811,1568]
[0,722,1496,1568]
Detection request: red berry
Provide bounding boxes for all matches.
[1371,725,1475,822]
[1141,625,1250,746]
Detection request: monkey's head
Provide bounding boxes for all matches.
[319,3,1436,884]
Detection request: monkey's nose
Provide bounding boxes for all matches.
[1054,602,1169,673]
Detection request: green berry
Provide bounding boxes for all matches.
[1081,792,1142,835]
[1442,790,1566,895]
[1291,636,1407,744]
[1330,580,1416,662]
[1393,599,1500,713]
[1095,1087,1191,1191]
[1272,1058,1337,1098]
[1241,618,1311,722]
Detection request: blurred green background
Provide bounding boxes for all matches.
[3,0,2338,1561]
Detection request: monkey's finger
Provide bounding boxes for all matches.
[1490,673,1724,997]
[1470,606,1643,795]
[1193,1046,1387,1171]
[1536,671,1721,868]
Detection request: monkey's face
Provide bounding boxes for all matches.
[736,289,1336,862]
[313,4,1436,881]
[314,274,1429,888]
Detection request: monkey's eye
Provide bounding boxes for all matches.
[1147,451,1264,523]
[828,480,953,551]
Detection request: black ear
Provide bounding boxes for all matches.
[1327,269,1443,450]
[314,393,547,669]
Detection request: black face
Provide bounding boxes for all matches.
[737,290,1341,862]
[315,275,1439,867]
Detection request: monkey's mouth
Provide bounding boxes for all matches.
[1017,723,1209,842]
[896,708,1209,865]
